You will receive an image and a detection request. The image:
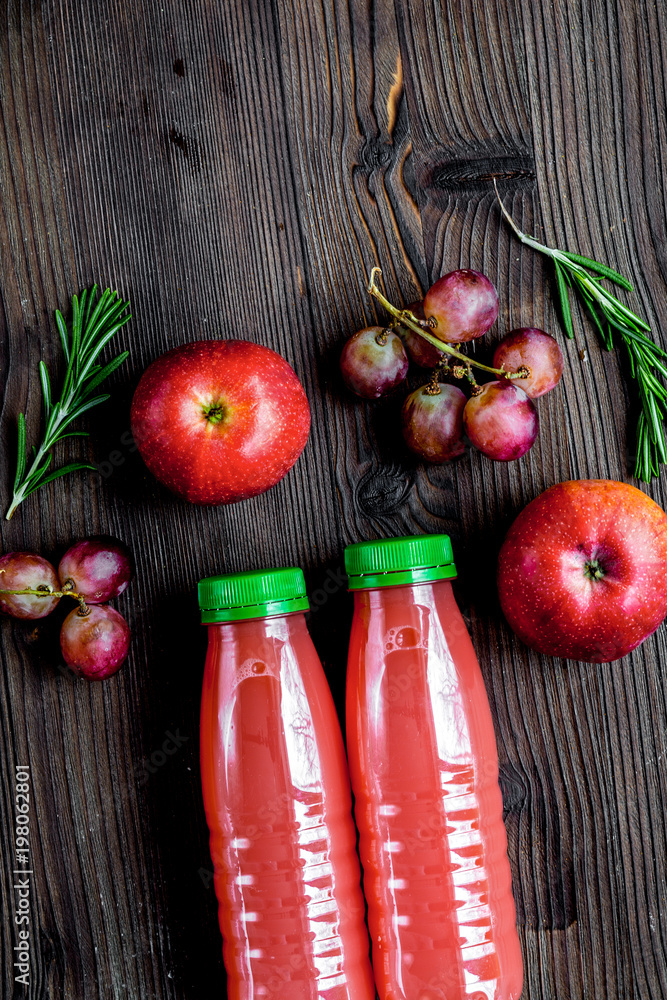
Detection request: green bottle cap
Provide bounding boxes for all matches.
[345,534,457,590]
[198,567,309,623]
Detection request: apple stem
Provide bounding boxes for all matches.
[583,560,605,581]
[202,402,226,425]
[367,268,529,381]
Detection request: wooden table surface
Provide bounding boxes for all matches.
[2,1,667,997]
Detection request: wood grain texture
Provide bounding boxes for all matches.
[2,0,667,997]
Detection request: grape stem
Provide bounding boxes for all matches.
[367,268,527,381]
[0,586,90,615]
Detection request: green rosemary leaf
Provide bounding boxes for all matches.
[644,355,667,382]
[638,385,660,453]
[71,294,82,365]
[50,430,90,446]
[63,393,111,425]
[553,261,575,340]
[13,414,26,492]
[633,419,643,481]
[55,310,70,364]
[82,290,115,350]
[639,418,654,482]
[591,284,651,332]
[625,340,638,380]
[638,364,667,402]
[561,251,634,291]
[23,455,52,489]
[38,361,52,419]
[80,352,129,398]
[83,285,96,329]
[579,288,613,350]
[21,462,99,499]
[618,324,667,358]
[641,417,659,480]
[647,393,667,463]
[78,287,88,324]
[78,320,131,379]
[603,310,642,341]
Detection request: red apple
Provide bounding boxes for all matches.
[131,340,311,505]
[497,479,667,662]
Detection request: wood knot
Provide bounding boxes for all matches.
[431,152,535,194]
[356,468,413,516]
[499,765,527,816]
[360,138,393,172]
[168,124,201,173]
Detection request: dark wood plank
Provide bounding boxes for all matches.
[3,0,667,998]
[520,3,667,996]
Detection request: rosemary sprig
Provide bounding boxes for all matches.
[6,286,131,520]
[494,180,667,483]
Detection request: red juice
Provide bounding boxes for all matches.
[199,567,375,1000]
[344,536,523,1000]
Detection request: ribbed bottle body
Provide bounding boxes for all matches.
[201,613,374,1000]
[346,582,523,1000]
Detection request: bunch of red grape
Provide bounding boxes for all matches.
[0,538,133,680]
[340,268,564,463]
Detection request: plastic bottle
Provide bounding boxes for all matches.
[344,535,523,1000]
[198,567,375,1000]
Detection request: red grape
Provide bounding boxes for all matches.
[401,301,443,368]
[423,269,499,343]
[0,553,60,619]
[463,381,538,461]
[493,327,563,397]
[58,537,133,604]
[402,384,466,462]
[340,326,409,398]
[60,604,131,680]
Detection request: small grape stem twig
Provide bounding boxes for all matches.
[367,267,526,380]
[0,586,90,615]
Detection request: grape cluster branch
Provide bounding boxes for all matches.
[367,268,528,384]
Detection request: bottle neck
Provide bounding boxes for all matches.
[203,609,318,684]
[352,577,454,609]
[206,609,309,641]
